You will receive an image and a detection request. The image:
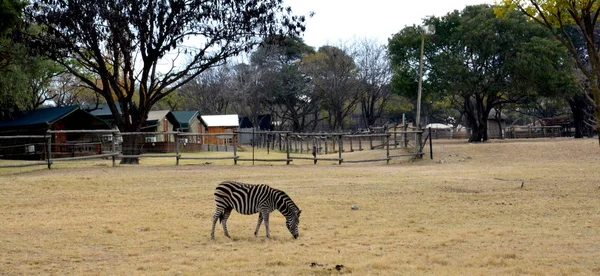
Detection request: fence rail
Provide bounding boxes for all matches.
[1,127,432,169]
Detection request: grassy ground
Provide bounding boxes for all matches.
[1,138,600,275]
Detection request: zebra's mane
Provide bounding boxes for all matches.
[272,188,299,213]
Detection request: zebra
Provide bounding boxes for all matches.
[210,180,302,239]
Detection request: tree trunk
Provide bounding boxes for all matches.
[464,96,489,143]
[120,133,141,164]
[568,93,594,138]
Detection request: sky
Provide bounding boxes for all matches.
[284,0,495,48]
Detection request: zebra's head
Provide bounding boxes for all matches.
[285,209,301,239]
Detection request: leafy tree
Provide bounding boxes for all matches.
[1,28,65,117]
[301,46,361,131]
[0,0,26,35]
[389,4,576,142]
[27,0,307,164]
[250,36,318,131]
[497,0,600,143]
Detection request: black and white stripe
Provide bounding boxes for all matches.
[210,180,302,239]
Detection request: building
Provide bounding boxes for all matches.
[140,110,181,153]
[200,114,239,146]
[0,106,111,159]
[487,109,507,139]
[172,110,204,151]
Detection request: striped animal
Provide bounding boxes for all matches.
[210,181,302,239]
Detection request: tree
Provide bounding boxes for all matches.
[177,66,234,114]
[0,0,26,35]
[1,31,65,116]
[497,0,600,144]
[250,36,318,131]
[301,46,361,131]
[27,0,307,164]
[389,4,576,142]
[352,38,393,129]
[49,71,101,107]
[229,62,266,128]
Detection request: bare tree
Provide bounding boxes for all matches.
[352,38,393,129]
[178,66,235,114]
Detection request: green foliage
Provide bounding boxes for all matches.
[388,4,576,141]
[301,46,361,130]
[0,0,26,35]
[498,0,600,144]
[27,0,308,161]
[1,24,65,116]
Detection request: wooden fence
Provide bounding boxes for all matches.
[0,128,431,169]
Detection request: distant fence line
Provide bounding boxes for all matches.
[428,125,567,140]
[0,128,431,169]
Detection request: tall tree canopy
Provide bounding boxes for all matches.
[0,0,26,35]
[251,36,317,131]
[301,46,361,131]
[1,2,65,118]
[26,0,307,163]
[497,0,600,143]
[389,4,576,142]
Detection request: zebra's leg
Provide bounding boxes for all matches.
[211,207,223,239]
[221,208,233,238]
[254,213,263,237]
[262,210,271,238]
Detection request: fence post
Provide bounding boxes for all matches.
[429,127,433,160]
[233,133,238,165]
[175,132,180,166]
[111,131,116,167]
[357,135,362,151]
[286,134,291,165]
[46,134,52,169]
[394,125,398,149]
[349,136,354,152]
[543,127,546,137]
[332,136,336,152]
[402,114,407,148]
[415,128,423,159]
[325,136,329,154]
[312,137,317,164]
[403,123,408,148]
[386,133,390,165]
[338,135,343,165]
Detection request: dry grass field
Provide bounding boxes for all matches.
[1,138,600,275]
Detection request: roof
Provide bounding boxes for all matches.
[147,110,171,122]
[143,110,181,129]
[425,123,453,129]
[86,104,122,119]
[171,111,199,129]
[239,114,272,130]
[0,106,80,128]
[201,114,239,127]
